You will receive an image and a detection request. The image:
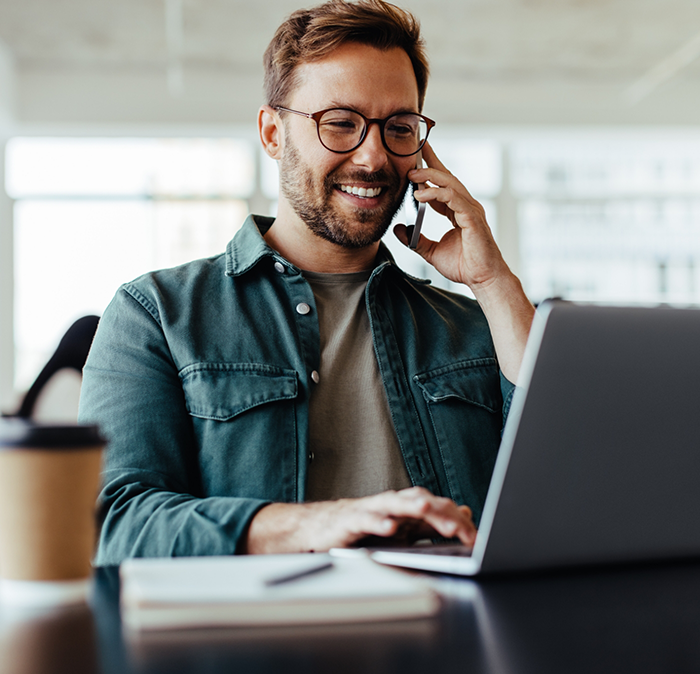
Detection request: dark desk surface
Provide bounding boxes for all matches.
[3,560,700,674]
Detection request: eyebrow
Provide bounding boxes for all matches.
[326,101,421,117]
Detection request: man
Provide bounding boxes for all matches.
[79,0,535,564]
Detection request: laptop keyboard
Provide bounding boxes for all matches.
[371,544,473,557]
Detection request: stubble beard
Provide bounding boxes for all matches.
[279,133,408,250]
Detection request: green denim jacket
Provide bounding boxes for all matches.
[79,215,515,565]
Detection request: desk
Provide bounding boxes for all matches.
[2,561,700,674]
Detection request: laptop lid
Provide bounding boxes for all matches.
[373,301,700,576]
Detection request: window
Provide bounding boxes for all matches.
[7,137,254,391]
[513,137,700,305]
[7,131,700,398]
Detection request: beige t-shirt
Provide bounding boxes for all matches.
[304,269,412,501]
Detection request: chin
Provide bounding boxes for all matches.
[320,214,392,249]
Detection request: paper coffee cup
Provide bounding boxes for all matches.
[0,419,104,605]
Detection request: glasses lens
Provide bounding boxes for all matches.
[384,114,428,156]
[318,109,365,152]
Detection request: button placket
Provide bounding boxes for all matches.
[286,274,320,500]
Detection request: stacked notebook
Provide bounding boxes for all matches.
[120,553,439,631]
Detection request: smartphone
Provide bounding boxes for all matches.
[409,151,426,250]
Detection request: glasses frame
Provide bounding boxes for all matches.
[275,106,436,157]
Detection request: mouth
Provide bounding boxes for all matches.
[338,184,383,199]
[335,183,387,209]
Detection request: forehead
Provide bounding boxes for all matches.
[290,42,420,116]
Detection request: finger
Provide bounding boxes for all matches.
[394,485,439,500]
[364,488,438,520]
[414,186,472,224]
[420,140,450,175]
[416,185,487,228]
[417,493,472,523]
[410,151,479,206]
[458,505,474,519]
[418,498,468,529]
[371,489,477,545]
[344,509,399,540]
[392,223,410,247]
[364,487,466,526]
[422,511,476,546]
[393,223,433,252]
[413,172,478,207]
[394,508,474,545]
[346,488,443,536]
[406,495,477,545]
[409,143,457,189]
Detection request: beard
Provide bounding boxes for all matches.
[279,133,409,249]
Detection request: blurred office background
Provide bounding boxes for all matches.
[1,0,700,413]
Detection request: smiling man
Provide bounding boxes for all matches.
[80,0,535,563]
[265,44,416,260]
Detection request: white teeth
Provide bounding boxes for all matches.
[340,185,382,198]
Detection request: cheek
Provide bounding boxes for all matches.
[318,156,355,184]
[396,158,416,182]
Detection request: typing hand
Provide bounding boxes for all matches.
[243,487,477,554]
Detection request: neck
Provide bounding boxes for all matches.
[263,203,381,273]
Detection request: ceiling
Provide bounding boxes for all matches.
[1,0,700,127]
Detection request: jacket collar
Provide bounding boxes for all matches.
[225,213,426,283]
[225,215,279,277]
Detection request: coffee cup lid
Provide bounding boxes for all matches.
[0,418,105,449]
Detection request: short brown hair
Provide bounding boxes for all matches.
[263,0,429,110]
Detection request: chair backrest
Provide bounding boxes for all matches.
[14,315,100,420]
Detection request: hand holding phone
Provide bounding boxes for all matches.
[409,151,426,250]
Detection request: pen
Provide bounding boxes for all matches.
[264,560,335,587]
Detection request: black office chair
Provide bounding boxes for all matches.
[10,315,100,419]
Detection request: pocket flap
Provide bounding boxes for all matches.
[414,359,500,413]
[180,363,298,421]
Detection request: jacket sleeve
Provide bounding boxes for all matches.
[79,286,270,565]
[499,371,517,425]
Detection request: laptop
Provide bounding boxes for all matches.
[369,300,700,576]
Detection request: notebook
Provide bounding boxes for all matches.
[371,301,700,576]
[120,553,439,631]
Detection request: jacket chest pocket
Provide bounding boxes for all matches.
[414,359,503,524]
[180,363,299,501]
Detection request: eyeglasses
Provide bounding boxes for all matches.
[275,107,435,157]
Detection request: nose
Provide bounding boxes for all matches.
[350,121,389,172]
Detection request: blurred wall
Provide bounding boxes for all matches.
[0,38,13,130]
[0,37,16,411]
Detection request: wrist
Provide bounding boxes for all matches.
[470,268,524,307]
[243,501,342,554]
[470,271,535,383]
[243,502,307,554]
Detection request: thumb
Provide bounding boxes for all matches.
[393,223,433,260]
[392,223,411,247]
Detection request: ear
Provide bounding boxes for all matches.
[258,105,285,160]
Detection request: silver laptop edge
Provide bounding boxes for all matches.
[466,300,554,573]
[371,302,555,576]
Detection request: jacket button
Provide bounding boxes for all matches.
[274,261,285,273]
[311,370,320,384]
[296,302,311,315]
[308,452,315,462]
